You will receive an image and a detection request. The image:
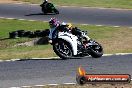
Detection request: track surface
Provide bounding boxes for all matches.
[0,3,132,26]
[0,54,132,88]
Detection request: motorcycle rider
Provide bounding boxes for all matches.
[61,22,90,42]
[41,0,49,10]
[44,0,48,3]
[48,18,60,44]
[48,18,90,45]
[41,0,48,5]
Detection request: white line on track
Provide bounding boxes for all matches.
[0,53,132,62]
[10,79,132,88]
[113,26,120,28]
[18,19,27,21]
[81,24,89,25]
[10,59,21,61]
[96,25,103,26]
[34,85,46,87]
[47,84,59,86]
[0,16,131,28]
[0,16,124,29]
[63,82,76,85]
[21,86,32,88]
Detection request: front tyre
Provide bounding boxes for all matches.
[54,9,59,14]
[53,39,73,60]
[89,41,103,58]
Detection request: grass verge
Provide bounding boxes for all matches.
[0,18,132,60]
[15,0,132,9]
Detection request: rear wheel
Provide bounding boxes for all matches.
[41,7,47,14]
[53,39,73,60]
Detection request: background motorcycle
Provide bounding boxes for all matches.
[51,27,103,60]
[40,2,59,14]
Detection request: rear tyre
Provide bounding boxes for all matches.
[41,7,47,14]
[53,39,73,60]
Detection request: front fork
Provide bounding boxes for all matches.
[77,39,98,54]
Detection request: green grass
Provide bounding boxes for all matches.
[0,19,49,38]
[0,18,132,60]
[0,18,56,60]
[17,0,132,9]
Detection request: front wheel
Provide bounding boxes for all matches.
[88,41,103,58]
[54,9,59,14]
[53,39,73,60]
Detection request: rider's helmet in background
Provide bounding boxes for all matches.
[49,18,60,28]
[44,0,48,2]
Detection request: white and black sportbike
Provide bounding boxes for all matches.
[51,27,103,59]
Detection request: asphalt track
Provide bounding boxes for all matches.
[0,54,132,88]
[0,3,132,26]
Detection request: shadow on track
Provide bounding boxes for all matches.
[25,13,57,16]
[16,56,93,61]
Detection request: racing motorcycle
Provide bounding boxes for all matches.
[40,1,59,14]
[51,27,103,59]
